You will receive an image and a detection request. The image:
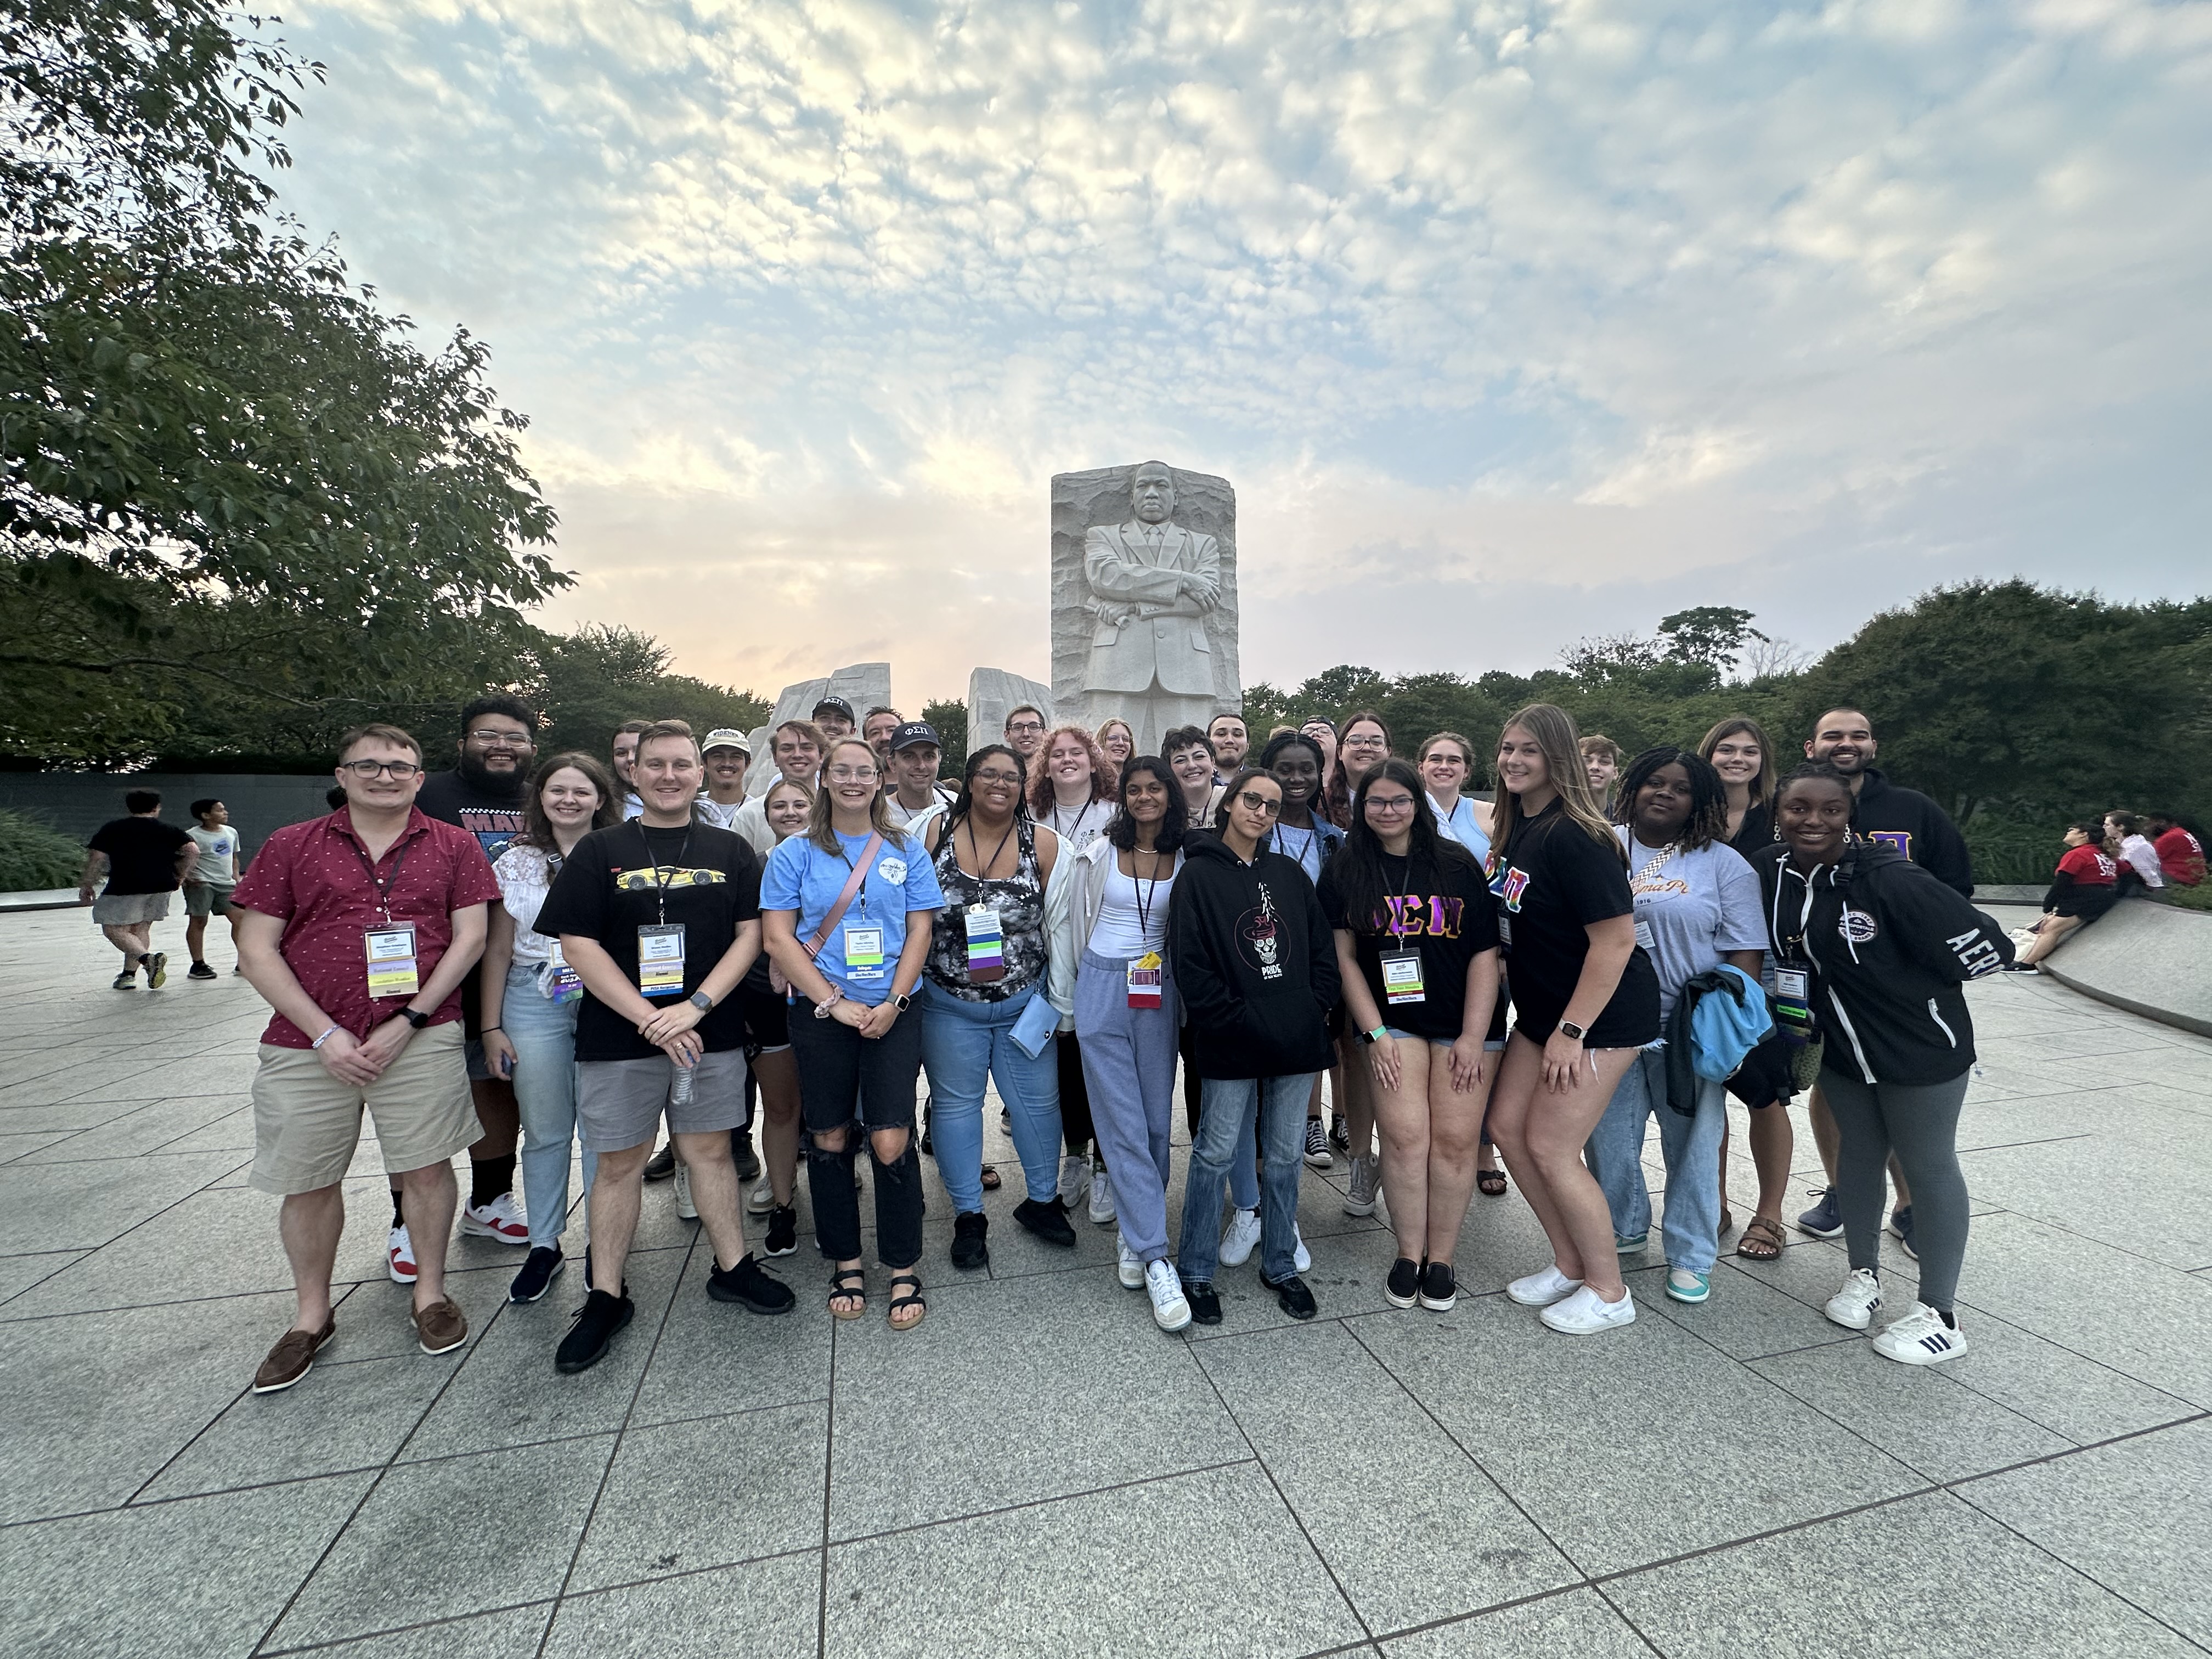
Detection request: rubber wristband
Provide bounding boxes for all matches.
[480,1025,504,1034]
[309,1025,340,1049]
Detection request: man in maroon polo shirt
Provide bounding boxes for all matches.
[233,723,503,1393]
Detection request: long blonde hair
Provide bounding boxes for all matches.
[1491,704,1622,860]
[805,738,908,852]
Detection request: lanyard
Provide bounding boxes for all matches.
[1053,799,1098,842]
[822,837,873,919]
[961,816,1018,882]
[1129,846,1167,940]
[1384,852,1416,939]
[635,822,692,926]
[348,828,416,923]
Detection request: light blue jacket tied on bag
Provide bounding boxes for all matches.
[1663,962,1771,1116]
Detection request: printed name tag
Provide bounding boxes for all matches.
[965,904,1006,984]
[637,923,686,997]
[1634,919,1656,951]
[1497,915,1512,947]
[364,925,420,1000]
[1127,949,1163,1009]
[1381,949,1425,1006]
[844,925,886,980]
[1774,968,1809,1002]
[540,939,582,1005]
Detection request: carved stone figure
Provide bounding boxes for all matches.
[966,668,1054,763]
[1049,461,1239,755]
[743,662,892,795]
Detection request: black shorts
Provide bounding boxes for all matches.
[2051,890,2118,921]
[738,982,790,1052]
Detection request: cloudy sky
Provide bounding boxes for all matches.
[269,0,2212,706]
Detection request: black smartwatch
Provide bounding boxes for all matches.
[402,1008,431,1030]
[1357,1025,1387,1046]
[688,991,714,1013]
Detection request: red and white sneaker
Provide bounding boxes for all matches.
[387,1223,417,1284]
[459,1190,530,1244]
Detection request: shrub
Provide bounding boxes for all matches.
[0,810,86,891]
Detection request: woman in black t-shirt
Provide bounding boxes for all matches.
[1484,705,1660,1338]
[1321,760,1500,1314]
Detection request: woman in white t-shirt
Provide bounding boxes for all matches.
[1029,722,1120,1212]
[480,753,624,1305]
[1582,747,1767,1306]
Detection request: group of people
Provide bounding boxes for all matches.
[2006,807,2203,971]
[78,686,2053,1392]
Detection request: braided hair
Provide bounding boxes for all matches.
[1613,746,1730,851]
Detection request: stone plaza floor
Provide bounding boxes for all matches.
[1,907,2209,1658]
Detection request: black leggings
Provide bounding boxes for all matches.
[1057,1031,1094,1155]
[789,1011,924,1269]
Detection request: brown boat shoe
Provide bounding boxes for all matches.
[252,1315,337,1394]
[412,1296,468,1356]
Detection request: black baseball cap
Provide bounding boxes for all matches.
[888,721,940,753]
[812,695,856,723]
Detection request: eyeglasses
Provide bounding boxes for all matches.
[1344,734,1388,749]
[466,730,534,747]
[972,768,1022,787]
[1237,791,1283,817]
[1366,794,1417,812]
[1006,721,1045,735]
[341,760,420,779]
[826,766,879,783]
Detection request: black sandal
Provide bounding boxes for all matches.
[827,1266,867,1321]
[981,1164,1002,1190]
[1476,1166,1508,1197]
[887,1272,927,1331]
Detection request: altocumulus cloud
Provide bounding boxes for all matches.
[270,0,2212,697]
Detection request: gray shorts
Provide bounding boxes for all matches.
[93,891,171,926]
[575,1048,750,1153]
[183,881,236,918]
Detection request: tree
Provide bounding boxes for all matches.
[528,625,767,760]
[1658,606,1764,678]
[921,699,968,772]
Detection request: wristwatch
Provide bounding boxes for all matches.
[688,991,714,1013]
[1357,1025,1387,1046]
[813,991,843,1019]
[892,991,912,1012]
[1557,1018,1589,1042]
[402,1009,431,1030]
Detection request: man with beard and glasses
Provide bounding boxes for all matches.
[1792,707,1973,1257]
[402,695,539,1276]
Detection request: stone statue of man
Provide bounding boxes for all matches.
[1082,461,1221,752]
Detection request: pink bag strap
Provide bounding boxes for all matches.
[804,832,884,960]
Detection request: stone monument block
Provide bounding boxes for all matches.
[744,662,893,795]
[966,668,1054,757]
[1050,460,1239,757]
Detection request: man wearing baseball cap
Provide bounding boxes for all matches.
[884,721,955,834]
[696,729,753,830]
[811,697,857,741]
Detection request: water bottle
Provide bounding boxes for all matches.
[670,1057,696,1107]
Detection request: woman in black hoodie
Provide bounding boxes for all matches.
[1754,762,2012,1367]
[1171,769,1340,1324]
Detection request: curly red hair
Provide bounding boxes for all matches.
[1027,723,1119,815]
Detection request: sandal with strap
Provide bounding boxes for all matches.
[981,1164,1002,1191]
[1736,1215,1785,1262]
[887,1272,927,1332]
[827,1266,867,1321]
[1476,1166,1508,1197]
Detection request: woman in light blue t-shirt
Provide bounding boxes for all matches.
[763,738,945,1332]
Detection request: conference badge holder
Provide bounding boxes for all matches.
[844,924,887,984]
[964,904,1006,985]
[540,939,583,1006]
[1380,947,1426,1007]
[1126,950,1163,1009]
[637,923,686,998]
[364,924,420,1001]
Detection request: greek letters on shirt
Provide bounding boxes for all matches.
[1863,828,1912,860]
[1373,894,1465,938]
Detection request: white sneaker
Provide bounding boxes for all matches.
[1823,1267,1883,1330]
[1293,1224,1311,1274]
[1058,1153,1089,1210]
[1088,1163,1117,1225]
[672,1163,697,1221]
[747,1176,774,1215]
[1344,1154,1378,1217]
[1117,1232,1144,1289]
[1540,1284,1637,1334]
[1218,1207,1261,1267]
[1144,1257,1192,1331]
[1506,1264,1583,1307]
[458,1190,529,1244]
[1872,1302,1968,1365]
[387,1223,417,1284]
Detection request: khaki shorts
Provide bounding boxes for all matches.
[93,891,171,926]
[575,1048,749,1153]
[249,1021,482,1195]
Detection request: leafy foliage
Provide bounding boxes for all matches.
[0,806,83,888]
[921,699,968,772]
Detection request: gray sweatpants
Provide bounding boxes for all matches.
[1819,1065,1972,1311]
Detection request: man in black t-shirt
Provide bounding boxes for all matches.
[533,719,794,1372]
[410,693,538,1259]
[80,789,196,990]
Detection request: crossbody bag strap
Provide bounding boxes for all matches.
[804,831,884,960]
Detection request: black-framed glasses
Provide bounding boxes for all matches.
[972,768,1022,787]
[1237,791,1283,817]
[341,760,420,779]
[466,729,534,747]
[1366,793,1418,812]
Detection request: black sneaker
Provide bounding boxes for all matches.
[642,1144,676,1182]
[1013,1197,1076,1248]
[1302,1119,1332,1170]
[1385,1256,1420,1310]
[555,1288,633,1373]
[707,1251,795,1314]
[950,1210,990,1271]
[1329,1116,1351,1154]
[918,1103,934,1156]
[508,1246,565,1304]
[1266,1273,1318,1321]
[1418,1260,1458,1312]
[1184,1281,1223,1325]
[764,1204,798,1257]
[187,961,218,981]
[732,1126,762,1183]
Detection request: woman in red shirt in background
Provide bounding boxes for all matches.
[2147,812,2206,888]
[2008,821,2120,972]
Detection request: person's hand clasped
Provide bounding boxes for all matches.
[1448,1035,1488,1093]
[658,1029,703,1068]
[1366,1032,1402,1091]
[638,1000,703,1047]
[358,1016,416,1077]
[1542,1029,1591,1094]
[855,999,900,1040]
[316,1027,380,1086]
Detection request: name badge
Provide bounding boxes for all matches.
[844,924,886,979]
[1380,949,1425,1006]
[541,939,582,1005]
[364,924,420,1000]
[965,904,1006,984]
[637,923,686,997]
[1497,915,1512,947]
[1127,949,1163,1009]
[1634,919,1656,951]
[1774,967,1809,1002]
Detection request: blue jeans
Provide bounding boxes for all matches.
[1584,1045,1725,1274]
[503,960,597,1250]
[1180,1073,1313,1285]
[918,980,1063,1212]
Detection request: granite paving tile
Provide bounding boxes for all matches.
[0,1147,242,1253]
[542,1549,820,1659]
[1381,1588,1654,1657]
[628,1243,828,1426]
[261,1603,553,1657]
